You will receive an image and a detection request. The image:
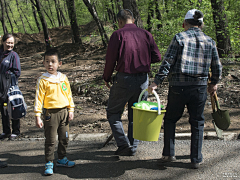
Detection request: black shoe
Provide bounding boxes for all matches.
[0,160,7,168]
[129,149,137,156]
[191,162,202,169]
[114,144,132,156]
[9,134,20,141]
[120,148,137,156]
[0,133,11,140]
[159,156,176,163]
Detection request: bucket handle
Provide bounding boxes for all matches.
[138,89,161,115]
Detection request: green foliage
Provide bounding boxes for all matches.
[0,0,239,56]
[139,0,239,56]
[75,0,92,25]
[150,62,162,78]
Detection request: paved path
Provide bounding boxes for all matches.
[0,137,239,180]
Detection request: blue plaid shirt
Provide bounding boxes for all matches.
[154,27,222,86]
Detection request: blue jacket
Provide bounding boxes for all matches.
[0,48,21,79]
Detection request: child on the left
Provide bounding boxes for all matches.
[34,48,75,176]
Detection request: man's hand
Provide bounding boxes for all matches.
[68,112,74,121]
[208,84,217,96]
[148,82,158,94]
[105,81,112,89]
[35,116,43,128]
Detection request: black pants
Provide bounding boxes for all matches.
[0,102,20,135]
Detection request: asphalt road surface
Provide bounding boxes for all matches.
[0,139,239,180]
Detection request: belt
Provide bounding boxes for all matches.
[118,72,148,76]
[43,107,67,114]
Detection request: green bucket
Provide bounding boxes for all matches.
[132,89,166,141]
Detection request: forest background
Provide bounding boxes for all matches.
[0,0,239,57]
[0,0,240,137]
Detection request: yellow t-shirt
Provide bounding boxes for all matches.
[34,72,74,117]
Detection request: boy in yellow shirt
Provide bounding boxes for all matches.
[34,48,75,175]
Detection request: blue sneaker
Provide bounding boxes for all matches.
[56,157,75,167]
[44,161,53,176]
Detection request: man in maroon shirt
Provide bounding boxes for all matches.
[103,9,161,156]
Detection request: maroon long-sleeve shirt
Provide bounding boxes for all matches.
[103,24,161,82]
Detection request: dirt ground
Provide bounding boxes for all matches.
[1,23,240,139]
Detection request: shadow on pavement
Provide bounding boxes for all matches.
[0,141,239,179]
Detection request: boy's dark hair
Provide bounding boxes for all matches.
[185,10,203,27]
[117,9,134,21]
[44,48,61,61]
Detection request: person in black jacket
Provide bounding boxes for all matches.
[0,34,21,141]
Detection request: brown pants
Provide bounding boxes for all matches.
[44,108,69,162]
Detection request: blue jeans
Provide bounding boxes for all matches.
[107,72,148,150]
[162,85,207,163]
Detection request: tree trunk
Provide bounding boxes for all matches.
[147,0,154,32]
[111,0,117,22]
[122,0,143,29]
[107,2,117,30]
[0,0,8,34]
[102,3,107,25]
[42,6,55,27]
[19,5,34,31]
[8,3,18,28]
[63,1,68,18]
[32,4,41,32]
[47,0,56,27]
[3,0,13,33]
[53,0,62,26]
[211,0,231,57]
[59,7,68,26]
[83,0,109,47]
[65,0,82,45]
[107,8,113,21]
[32,0,51,50]
[116,0,122,11]
[16,0,26,33]
[155,0,162,29]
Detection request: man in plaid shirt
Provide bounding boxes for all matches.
[148,9,222,169]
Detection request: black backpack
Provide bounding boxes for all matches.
[7,74,27,120]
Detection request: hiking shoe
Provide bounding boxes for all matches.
[114,144,133,156]
[159,156,176,163]
[119,148,136,156]
[0,133,11,140]
[44,161,53,176]
[191,162,203,169]
[56,157,75,167]
[9,134,20,141]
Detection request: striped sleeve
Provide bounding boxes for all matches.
[34,77,45,116]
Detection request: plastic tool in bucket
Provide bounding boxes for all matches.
[132,89,166,141]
